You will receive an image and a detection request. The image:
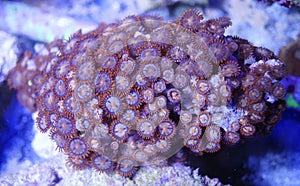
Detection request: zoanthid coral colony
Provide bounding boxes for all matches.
[7,9,287,177]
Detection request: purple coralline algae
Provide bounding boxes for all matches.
[7,9,287,178]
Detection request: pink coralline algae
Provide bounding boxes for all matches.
[7,9,287,177]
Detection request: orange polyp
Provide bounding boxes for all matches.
[253,47,274,61]
[178,9,204,32]
[208,39,230,63]
[55,116,75,137]
[224,131,240,144]
[136,119,156,139]
[198,111,211,126]
[67,138,89,157]
[67,155,88,170]
[220,60,241,77]
[240,124,256,136]
[205,125,221,143]
[36,111,50,133]
[91,154,114,173]
[204,142,221,153]
[271,82,287,99]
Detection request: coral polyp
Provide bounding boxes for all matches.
[54,79,68,97]
[55,116,75,136]
[157,120,176,139]
[110,120,130,142]
[220,60,241,77]
[74,82,94,102]
[198,111,211,126]
[91,154,114,173]
[178,9,204,32]
[137,119,156,139]
[7,9,287,178]
[36,112,50,133]
[67,138,89,157]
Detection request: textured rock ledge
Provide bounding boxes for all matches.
[0,154,228,186]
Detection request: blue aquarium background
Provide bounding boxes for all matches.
[0,0,300,185]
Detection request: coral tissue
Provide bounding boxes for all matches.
[7,9,287,177]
